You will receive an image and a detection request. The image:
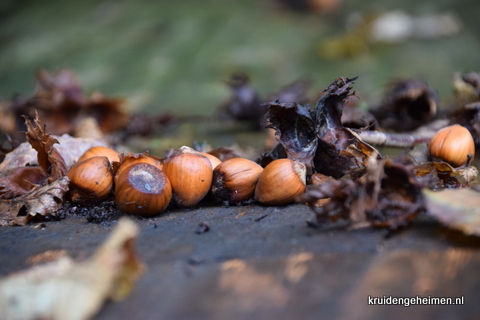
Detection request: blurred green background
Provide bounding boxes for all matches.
[0,0,479,116]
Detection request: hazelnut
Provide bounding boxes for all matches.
[200,152,222,169]
[67,156,114,205]
[254,159,306,205]
[429,124,475,167]
[78,146,120,164]
[114,162,172,216]
[114,152,163,173]
[162,146,213,207]
[211,158,263,203]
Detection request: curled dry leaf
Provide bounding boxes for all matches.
[0,218,144,320]
[370,79,438,132]
[23,112,68,181]
[263,101,317,170]
[0,176,70,226]
[0,135,110,172]
[260,77,379,179]
[298,158,425,229]
[313,77,379,179]
[423,188,480,236]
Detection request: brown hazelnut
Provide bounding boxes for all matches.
[429,124,475,167]
[162,146,213,207]
[254,159,306,205]
[77,146,119,164]
[211,158,263,203]
[114,162,172,216]
[200,152,222,169]
[67,156,114,205]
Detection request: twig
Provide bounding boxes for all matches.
[359,130,433,148]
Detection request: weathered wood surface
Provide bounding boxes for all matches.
[1,204,479,320]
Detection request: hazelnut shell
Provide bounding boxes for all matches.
[200,152,222,169]
[67,156,114,205]
[429,124,475,167]
[211,158,263,203]
[254,159,306,205]
[115,162,172,216]
[162,146,213,207]
[78,146,119,164]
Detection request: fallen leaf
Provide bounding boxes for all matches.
[0,167,47,199]
[0,218,144,320]
[0,135,110,172]
[370,78,438,132]
[414,161,478,190]
[23,112,68,181]
[263,100,317,170]
[423,188,480,236]
[0,176,70,226]
[298,157,424,229]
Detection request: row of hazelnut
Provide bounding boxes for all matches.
[67,124,476,217]
[67,145,307,217]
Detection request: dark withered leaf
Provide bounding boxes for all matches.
[423,188,480,236]
[0,176,69,226]
[370,79,438,132]
[87,92,129,134]
[218,72,264,126]
[313,138,359,179]
[299,158,424,229]
[23,112,68,182]
[312,77,380,178]
[263,101,317,169]
[315,76,358,146]
[0,167,47,199]
[256,143,288,168]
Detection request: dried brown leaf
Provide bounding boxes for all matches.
[0,135,110,172]
[0,177,69,226]
[424,188,480,236]
[0,218,144,320]
[23,112,68,181]
[414,161,478,189]
[299,158,424,229]
[0,167,47,199]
